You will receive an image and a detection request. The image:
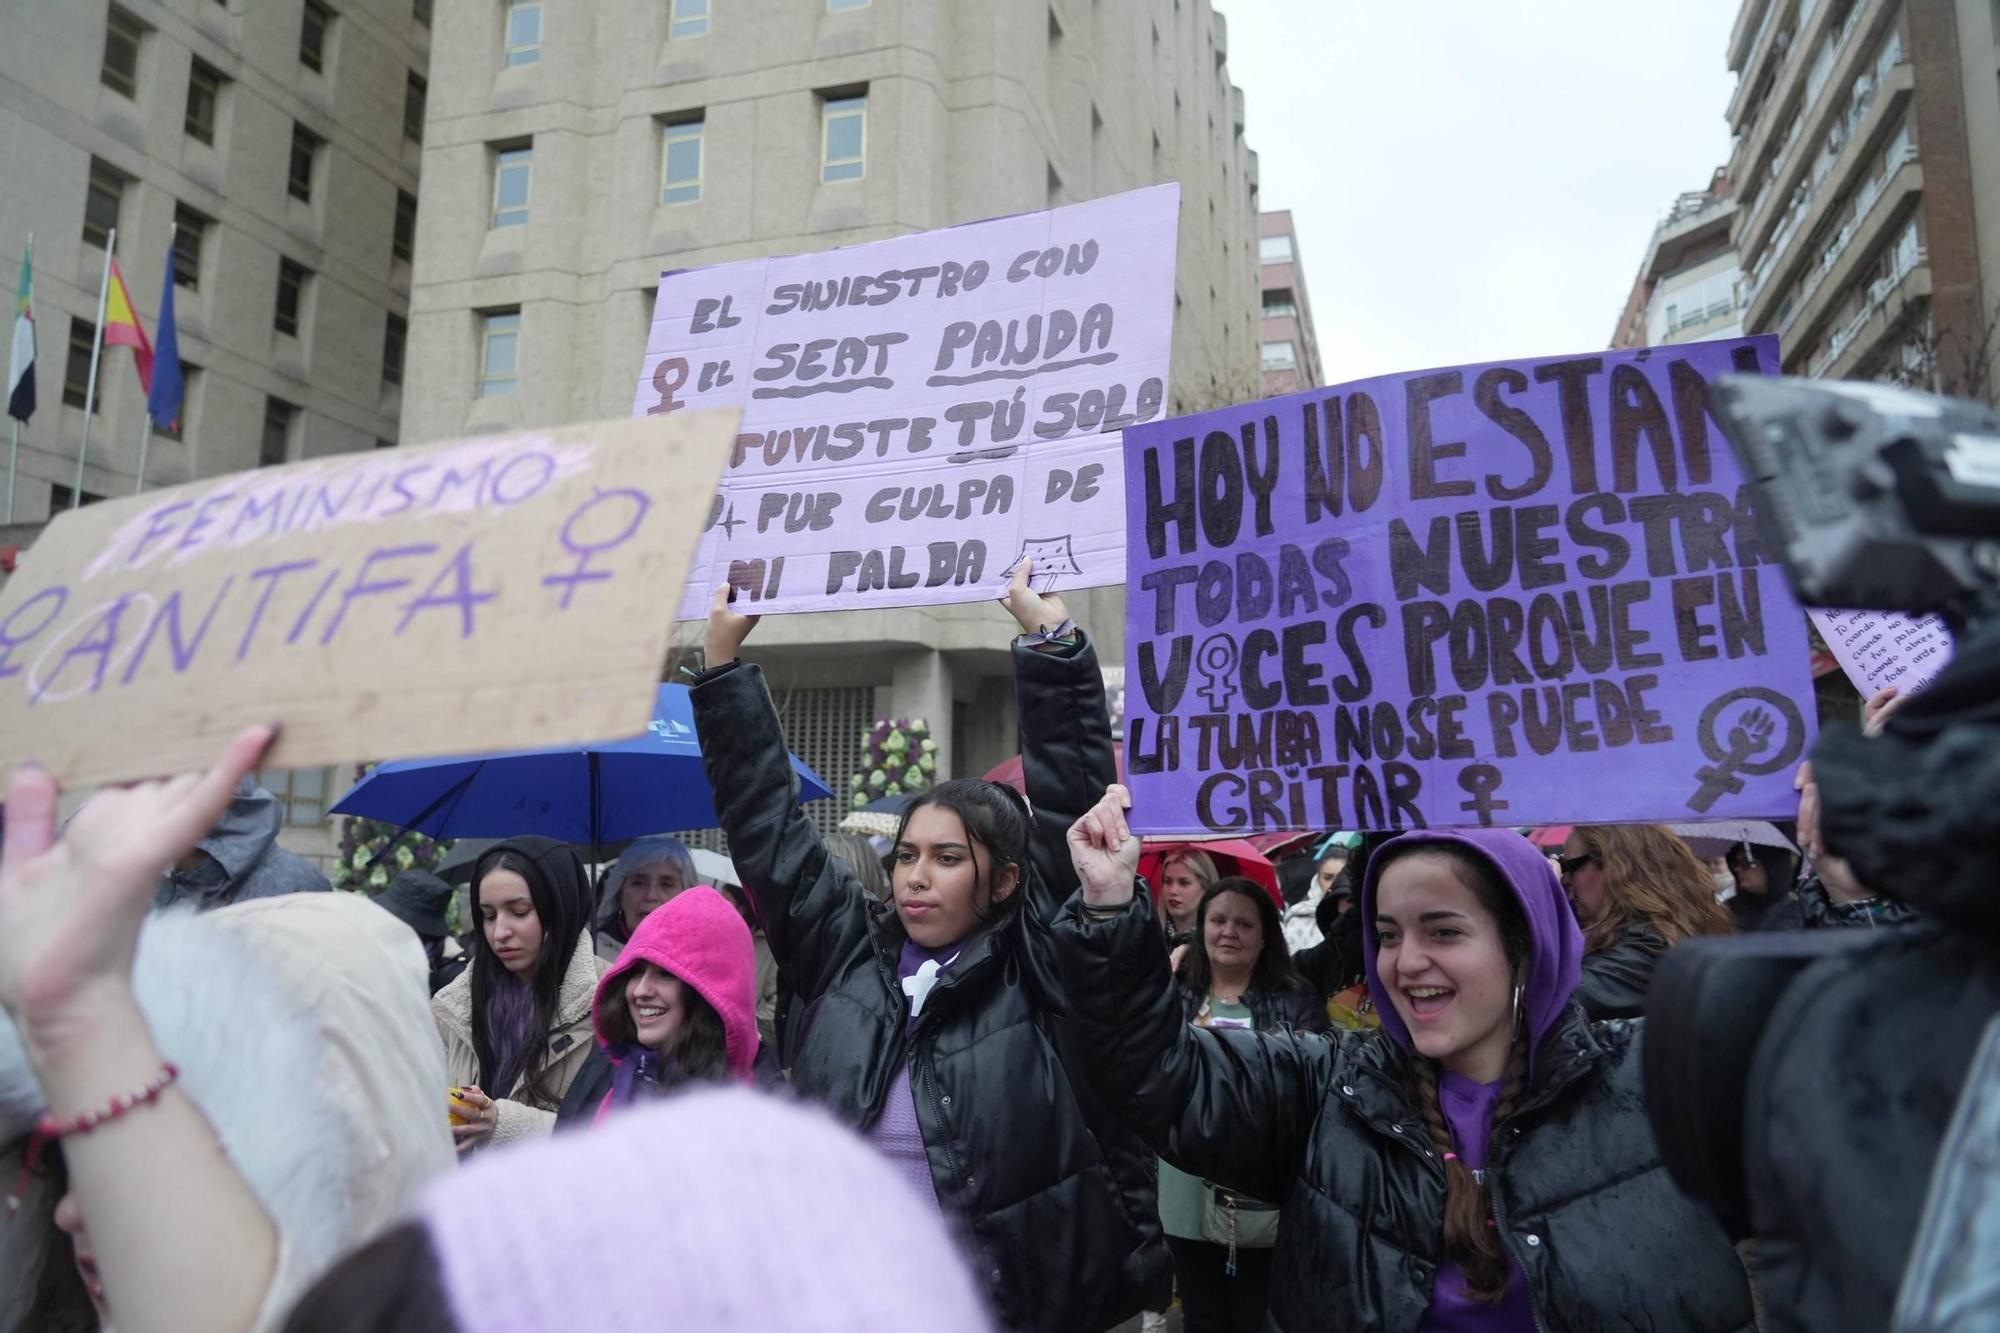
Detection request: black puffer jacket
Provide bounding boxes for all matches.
[690,636,1169,1332]
[1056,894,1753,1333]
[1575,921,1668,1018]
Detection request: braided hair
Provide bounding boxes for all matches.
[1377,842,1535,1305]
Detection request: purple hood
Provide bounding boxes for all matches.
[1361,828,1586,1075]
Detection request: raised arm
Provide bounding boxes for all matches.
[1002,559,1116,919]
[1054,787,1340,1201]
[690,588,873,1006]
[0,727,280,1333]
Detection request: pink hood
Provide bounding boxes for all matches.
[592,886,760,1082]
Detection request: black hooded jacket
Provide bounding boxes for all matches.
[689,634,1169,1332]
[1055,892,1753,1332]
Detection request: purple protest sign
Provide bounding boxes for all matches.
[632,184,1180,620]
[1122,335,1820,833]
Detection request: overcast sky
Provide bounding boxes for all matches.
[1227,0,1743,381]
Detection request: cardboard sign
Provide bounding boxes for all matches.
[1121,335,1820,833]
[0,411,740,787]
[631,184,1180,619]
[1808,607,1952,698]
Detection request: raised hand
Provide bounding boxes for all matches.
[1068,784,1140,908]
[1000,557,1072,640]
[1863,686,1910,737]
[0,726,273,1055]
[705,583,761,667]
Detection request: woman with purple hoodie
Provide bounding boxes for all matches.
[1057,787,1755,1332]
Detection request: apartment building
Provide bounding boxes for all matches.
[1726,0,2000,394]
[400,0,1264,807]
[1259,208,1323,391]
[1610,171,1745,349]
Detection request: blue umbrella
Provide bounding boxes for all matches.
[330,683,831,846]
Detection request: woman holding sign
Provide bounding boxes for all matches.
[1056,793,1753,1332]
[688,564,1169,1333]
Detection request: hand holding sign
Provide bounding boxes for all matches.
[0,723,273,1053]
[1000,557,1070,642]
[704,584,761,667]
[1068,783,1139,909]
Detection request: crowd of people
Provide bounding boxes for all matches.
[0,567,1929,1333]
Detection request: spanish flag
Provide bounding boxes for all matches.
[102,256,153,393]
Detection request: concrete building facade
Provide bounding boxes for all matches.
[1725,0,2000,396]
[1258,208,1322,392]
[1,0,432,869]
[401,0,1264,813]
[1610,172,1745,350]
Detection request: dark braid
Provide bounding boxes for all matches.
[1404,1052,1512,1301]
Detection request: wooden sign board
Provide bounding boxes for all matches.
[0,410,740,787]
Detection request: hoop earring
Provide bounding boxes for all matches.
[1512,981,1524,1037]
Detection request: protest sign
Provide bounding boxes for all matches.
[0,410,739,787]
[1122,335,1820,833]
[1809,607,1952,698]
[632,184,1179,619]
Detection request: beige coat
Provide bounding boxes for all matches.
[432,931,606,1145]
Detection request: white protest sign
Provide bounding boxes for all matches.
[631,184,1180,618]
[0,411,740,787]
[1809,607,1954,699]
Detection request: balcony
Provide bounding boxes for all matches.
[1738,0,1897,263]
[1775,154,1921,352]
[1823,262,1930,380]
[1743,56,1912,330]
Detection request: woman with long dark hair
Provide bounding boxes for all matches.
[1560,824,1733,1019]
[684,564,1169,1333]
[1059,792,1753,1331]
[1161,879,1325,1332]
[433,837,603,1150]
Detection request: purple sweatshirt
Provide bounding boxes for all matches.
[866,938,962,1210]
[1359,828,1587,1333]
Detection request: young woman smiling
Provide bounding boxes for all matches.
[1058,789,1753,1332]
[686,567,1169,1333]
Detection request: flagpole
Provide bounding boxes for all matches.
[73,228,115,510]
[6,230,29,524]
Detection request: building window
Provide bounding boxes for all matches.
[821,92,866,183]
[505,0,542,66]
[670,0,710,38]
[185,58,224,144]
[1262,288,1296,319]
[404,71,427,143]
[375,436,397,449]
[256,767,333,825]
[275,258,309,337]
[300,0,333,72]
[102,6,144,98]
[828,0,869,9]
[414,0,432,26]
[393,189,418,262]
[492,146,532,227]
[64,318,99,411]
[1259,234,1293,263]
[480,311,521,396]
[50,483,108,511]
[261,398,296,466]
[82,158,125,250]
[172,204,210,288]
[1261,340,1298,372]
[383,311,407,386]
[288,122,321,202]
[662,119,703,204]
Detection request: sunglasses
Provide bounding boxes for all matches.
[1557,852,1598,878]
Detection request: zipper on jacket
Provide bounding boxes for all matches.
[906,1027,966,1193]
[1485,1158,1552,1333]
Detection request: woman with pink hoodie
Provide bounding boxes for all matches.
[557,885,772,1126]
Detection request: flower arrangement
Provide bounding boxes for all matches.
[848,716,938,809]
[333,762,454,893]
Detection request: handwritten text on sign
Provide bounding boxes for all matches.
[632,184,1179,619]
[1121,336,1819,834]
[0,411,739,787]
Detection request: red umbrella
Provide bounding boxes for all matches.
[1245,830,1317,860]
[1138,839,1282,907]
[1528,825,1572,849]
[982,743,1125,793]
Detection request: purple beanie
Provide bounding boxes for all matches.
[420,1087,994,1332]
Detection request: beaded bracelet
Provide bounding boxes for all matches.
[7,1062,179,1215]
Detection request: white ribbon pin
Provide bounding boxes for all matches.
[902,952,961,1019]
